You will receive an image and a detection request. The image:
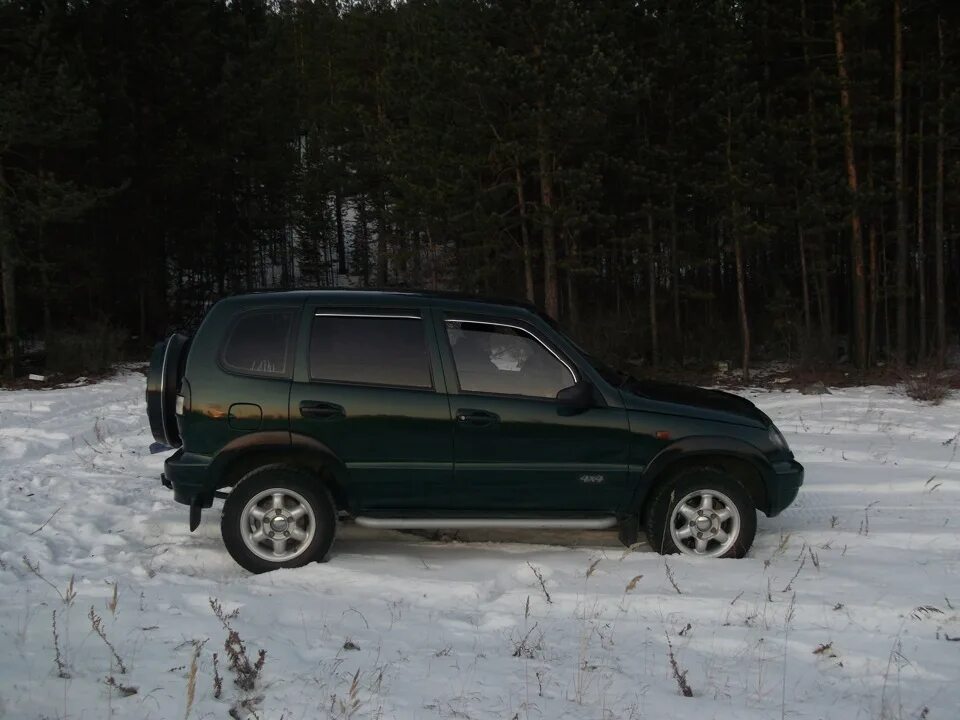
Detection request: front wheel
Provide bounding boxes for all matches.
[221,466,336,573]
[644,468,756,558]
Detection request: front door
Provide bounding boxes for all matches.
[289,306,452,511]
[437,314,630,512]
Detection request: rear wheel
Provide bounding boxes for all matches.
[221,466,336,574]
[644,467,756,558]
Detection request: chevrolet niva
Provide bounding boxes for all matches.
[147,290,802,573]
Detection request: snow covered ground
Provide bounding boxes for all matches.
[0,372,958,720]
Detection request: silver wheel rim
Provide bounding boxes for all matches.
[669,489,741,557]
[240,488,316,563]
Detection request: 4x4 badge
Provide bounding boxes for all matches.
[579,474,605,484]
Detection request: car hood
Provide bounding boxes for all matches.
[620,378,770,428]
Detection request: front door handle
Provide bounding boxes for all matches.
[456,408,500,427]
[299,400,345,420]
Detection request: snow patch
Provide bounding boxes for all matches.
[0,373,957,718]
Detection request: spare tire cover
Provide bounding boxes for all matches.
[145,333,189,448]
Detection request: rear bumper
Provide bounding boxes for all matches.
[765,459,804,517]
[163,448,215,508]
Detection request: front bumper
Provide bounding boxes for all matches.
[163,448,215,509]
[766,459,804,517]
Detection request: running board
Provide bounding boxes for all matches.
[354,516,618,530]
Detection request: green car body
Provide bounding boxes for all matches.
[149,290,802,569]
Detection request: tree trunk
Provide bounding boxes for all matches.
[833,1,868,371]
[334,189,347,276]
[376,194,389,286]
[515,163,535,303]
[733,233,750,382]
[425,224,439,290]
[797,220,812,343]
[40,263,53,342]
[935,15,947,367]
[868,222,878,364]
[36,217,53,342]
[916,108,927,358]
[357,197,371,287]
[882,222,892,359]
[613,245,622,318]
[138,282,146,342]
[666,86,682,365]
[537,113,559,318]
[866,152,879,365]
[893,0,908,363]
[0,231,15,380]
[411,229,423,288]
[813,260,827,346]
[648,211,658,368]
[0,162,15,379]
[725,105,750,380]
[801,0,829,353]
[0,258,14,373]
[669,187,681,364]
[565,233,579,330]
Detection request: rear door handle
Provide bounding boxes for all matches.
[456,408,500,427]
[299,400,345,420]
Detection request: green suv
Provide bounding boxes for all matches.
[147,290,802,573]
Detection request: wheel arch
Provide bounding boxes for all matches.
[210,431,352,513]
[631,436,772,521]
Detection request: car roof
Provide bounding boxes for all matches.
[222,288,542,318]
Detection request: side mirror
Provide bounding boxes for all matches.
[556,380,594,415]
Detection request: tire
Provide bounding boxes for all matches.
[643,467,756,558]
[146,333,189,447]
[221,465,337,574]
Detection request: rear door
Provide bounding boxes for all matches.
[289,306,453,511]
[437,313,630,512]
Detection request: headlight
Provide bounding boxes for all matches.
[175,394,185,416]
[768,426,788,451]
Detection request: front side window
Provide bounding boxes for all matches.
[221,309,295,376]
[446,320,576,398]
[310,314,432,388]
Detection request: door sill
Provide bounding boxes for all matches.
[353,516,617,530]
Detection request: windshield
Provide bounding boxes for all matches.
[535,312,628,388]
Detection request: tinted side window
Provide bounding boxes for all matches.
[310,315,432,388]
[446,320,575,398]
[221,310,295,377]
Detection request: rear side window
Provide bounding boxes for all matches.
[221,309,295,377]
[310,314,432,388]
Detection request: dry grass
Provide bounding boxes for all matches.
[210,596,267,717]
[332,669,363,720]
[624,575,643,593]
[22,556,76,605]
[664,629,693,697]
[904,372,952,404]
[107,581,118,616]
[213,652,223,699]
[585,558,601,579]
[184,640,205,720]
[44,320,125,375]
[664,561,682,595]
[51,610,70,679]
[511,623,543,659]
[89,606,127,674]
[28,507,61,536]
[781,550,807,593]
[527,562,552,604]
